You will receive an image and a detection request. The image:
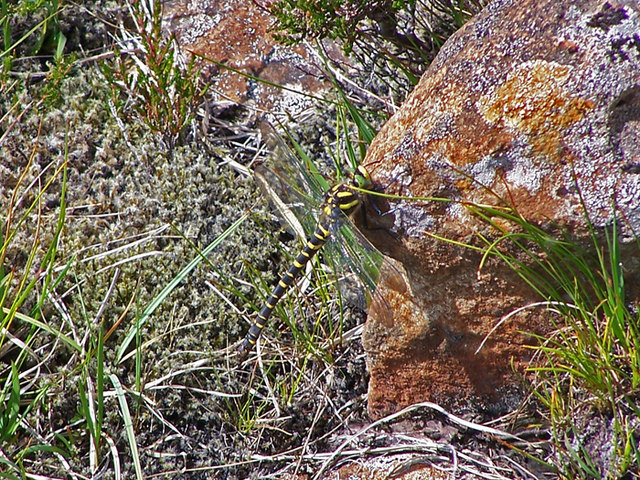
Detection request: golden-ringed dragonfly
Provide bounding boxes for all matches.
[238,162,374,356]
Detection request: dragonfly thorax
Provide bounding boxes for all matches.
[323,165,372,219]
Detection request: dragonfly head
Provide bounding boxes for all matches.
[351,165,372,190]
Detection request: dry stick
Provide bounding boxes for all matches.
[256,341,281,418]
[386,440,508,480]
[372,432,519,480]
[313,401,527,480]
[253,442,524,480]
[387,451,454,479]
[295,389,328,475]
[251,445,441,463]
[499,454,541,479]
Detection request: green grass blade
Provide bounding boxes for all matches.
[0,362,20,441]
[2,308,81,352]
[109,374,143,480]
[0,9,61,60]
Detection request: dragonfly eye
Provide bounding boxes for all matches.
[350,165,372,189]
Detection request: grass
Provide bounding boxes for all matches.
[1,1,240,477]
[3,0,638,478]
[462,201,640,478]
[0,146,75,474]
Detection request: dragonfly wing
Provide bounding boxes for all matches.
[244,121,398,354]
[322,215,399,328]
[255,164,307,241]
[261,122,399,325]
[259,121,328,203]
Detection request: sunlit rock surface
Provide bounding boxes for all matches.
[362,0,640,418]
[163,0,334,117]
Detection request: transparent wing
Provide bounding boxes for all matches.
[254,164,308,241]
[256,121,393,318]
[324,215,396,326]
[259,122,328,208]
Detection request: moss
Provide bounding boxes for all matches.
[1,1,380,478]
[1,23,277,478]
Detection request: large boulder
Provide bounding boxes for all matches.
[362,0,640,418]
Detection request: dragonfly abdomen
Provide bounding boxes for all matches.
[239,219,333,354]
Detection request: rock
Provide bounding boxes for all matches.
[162,0,331,117]
[361,0,640,418]
[325,456,450,480]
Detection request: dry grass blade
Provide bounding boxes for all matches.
[314,401,536,480]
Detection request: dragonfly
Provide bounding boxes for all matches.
[238,123,389,356]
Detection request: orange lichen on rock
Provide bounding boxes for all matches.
[479,60,595,161]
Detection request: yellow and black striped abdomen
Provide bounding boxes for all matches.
[238,219,333,354]
[238,165,372,356]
